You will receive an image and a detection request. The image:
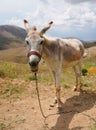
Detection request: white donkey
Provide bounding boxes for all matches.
[24,20,85,112]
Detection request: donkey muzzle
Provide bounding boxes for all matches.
[27,51,42,72]
[29,60,38,67]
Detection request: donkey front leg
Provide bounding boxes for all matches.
[50,70,63,112]
[56,87,63,111]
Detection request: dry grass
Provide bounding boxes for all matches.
[0,46,96,97]
[88,67,96,74]
[0,47,96,130]
[0,46,27,63]
[0,54,96,99]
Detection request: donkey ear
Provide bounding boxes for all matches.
[24,19,37,33]
[24,19,31,32]
[40,21,53,35]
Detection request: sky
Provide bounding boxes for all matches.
[0,0,96,41]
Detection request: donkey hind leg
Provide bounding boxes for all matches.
[73,63,82,92]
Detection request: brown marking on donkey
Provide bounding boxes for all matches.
[24,20,85,112]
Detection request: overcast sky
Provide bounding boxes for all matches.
[0,0,96,41]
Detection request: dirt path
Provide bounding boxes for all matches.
[0,79,96,130]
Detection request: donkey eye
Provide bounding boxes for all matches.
[40,40,43,45]
[26,41,29,45]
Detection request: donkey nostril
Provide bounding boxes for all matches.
[29,61,38,67]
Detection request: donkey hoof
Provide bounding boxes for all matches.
[73,87,77,91]
[50,99,57,107]
[80,89,86,93]
[73,88,77,92]
[50,104,55,107]
[73,86,82,92]
[57,107,63,114]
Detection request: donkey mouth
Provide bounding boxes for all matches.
[29,61,39,72]
[30,66,38,72]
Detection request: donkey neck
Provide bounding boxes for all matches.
[42,36,61,61]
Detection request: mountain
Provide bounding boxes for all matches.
[0,25,26,50]
[0,25,96,63]
[82,40,96,48]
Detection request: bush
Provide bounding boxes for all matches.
[0,70,5,77]
[82,68,88,76]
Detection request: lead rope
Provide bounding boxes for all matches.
[34,72,79,129]
[34,72,96,129]
[34,72,76,118]
[34,72,47,119]
[34,73,50,129]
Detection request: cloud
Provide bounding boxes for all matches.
[65,0,96,4]
[0,0,96,40]
[6,17,22,26]
[1,0,96,29]
[26,0,96,29]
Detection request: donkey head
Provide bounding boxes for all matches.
[24,19,53,72]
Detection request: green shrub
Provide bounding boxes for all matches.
[0,122,6,130]
[91,123,96,130]
[0,70,5,77]
[82,68,88,76]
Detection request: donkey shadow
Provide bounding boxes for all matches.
[49,91,96,130]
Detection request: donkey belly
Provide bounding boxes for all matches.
[62,47,83,68]
[63,60,80,68]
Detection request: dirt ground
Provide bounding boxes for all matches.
[0,78,96,130]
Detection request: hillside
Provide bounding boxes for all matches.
[82,40,96,48]
[0,25,26,50]
[0,47,27,63]
[0,25,96,50]
[0,25,96,64]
